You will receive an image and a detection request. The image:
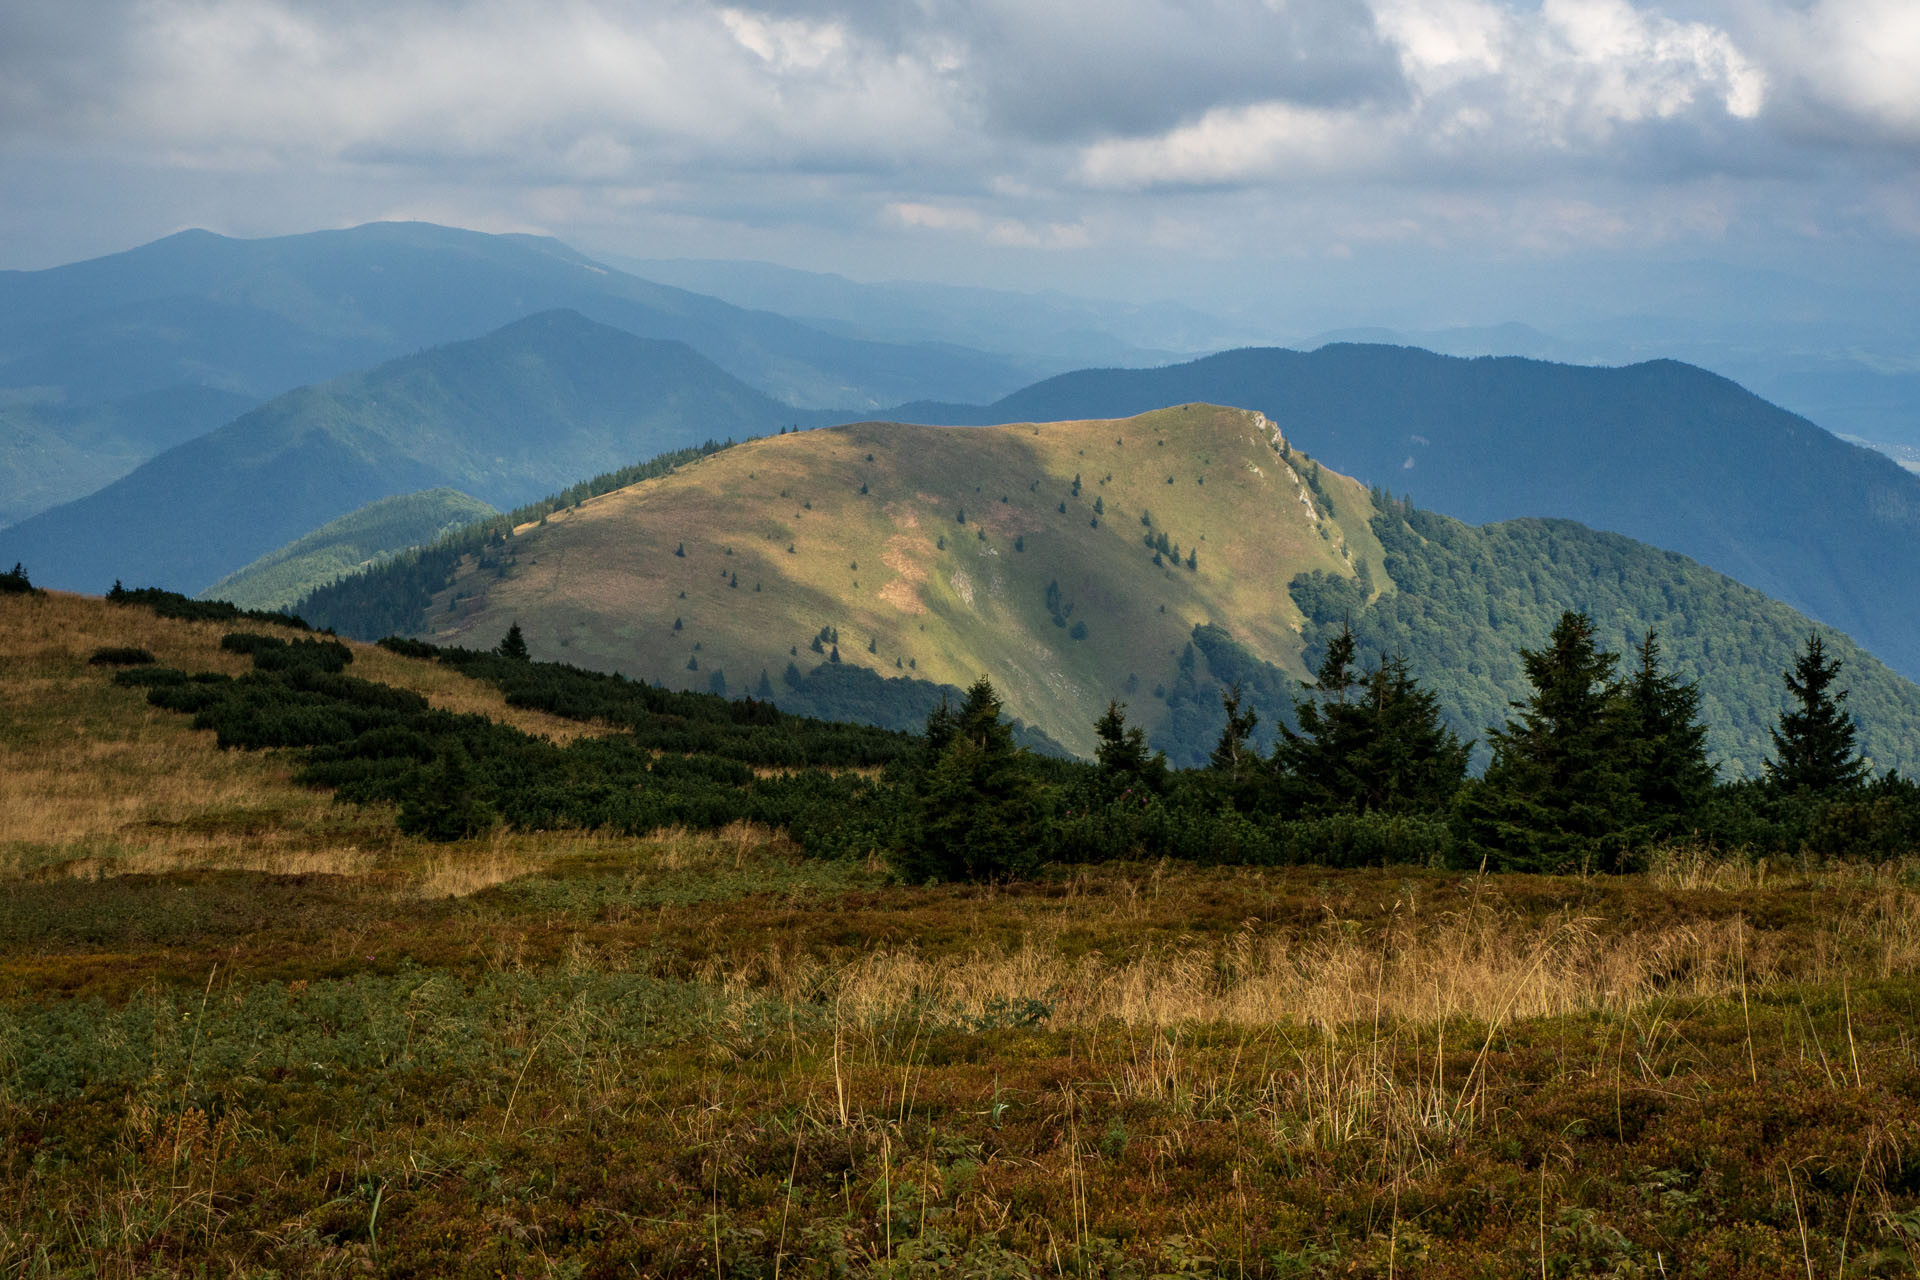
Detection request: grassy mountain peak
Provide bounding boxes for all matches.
[413,405,1374,757]
[374,404,1920,776]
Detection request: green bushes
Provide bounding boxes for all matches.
[108,583,309,629]
[127,614,887,845]
[87,645,155,666]
[109,593,1918,879]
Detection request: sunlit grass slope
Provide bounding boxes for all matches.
[425,405,1381,755]
[0,590,603,884]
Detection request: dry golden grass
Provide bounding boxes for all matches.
[712,872,1920,1035]
[350,642,606,743]
[0,591,610,886]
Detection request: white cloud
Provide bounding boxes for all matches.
[1079,102,1386,189]
[1720,0,1920,145]
[3,0,961,177]
[1079,0,1768,191]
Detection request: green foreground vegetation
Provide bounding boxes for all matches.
[7,587,1920,1276]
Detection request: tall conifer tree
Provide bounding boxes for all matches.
[1766,633,1869,794]
[1619,631,1715,829]
[1274,624,1469,815]
[1461,611,1638,872]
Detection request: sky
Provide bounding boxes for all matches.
[2,0,1918,329]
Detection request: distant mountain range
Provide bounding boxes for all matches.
[599,254,1232,373]
[890,346,1920,680]
[0,221,1043,525]
[10,222,1920,698]
[300,407,1920,777]
[0,384,255,528]
[0,311,795,593]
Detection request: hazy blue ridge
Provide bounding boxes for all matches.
[0,384,256,527]
[0,311,796,593]
[0,221,1035,412]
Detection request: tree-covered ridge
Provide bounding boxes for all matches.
[295,439,737,639]
[200,487,499,612]
[1291,502,1920,778]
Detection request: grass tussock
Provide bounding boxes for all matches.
[741,872,1920,1032]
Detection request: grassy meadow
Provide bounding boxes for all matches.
[6,591,1920,1277]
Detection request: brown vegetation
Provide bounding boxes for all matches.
[7,592,1920,1275]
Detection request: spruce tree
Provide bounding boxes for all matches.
[1094,700,1166,793]
[1274,626,1468,815]
[496,622,530,661]
[1460,611,1638,872]
[897,678,1043,882]
[1766,633,1869,794]
[1619,631,1716,828]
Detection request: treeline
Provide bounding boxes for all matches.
[105,581,311,630]
[842,610,1920,879]
[107,591,1920,878]
[294,439,738,639]
[114,622,907,850]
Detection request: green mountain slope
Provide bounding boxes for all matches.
[0,385,257,527]
[0,311,794,594]
[892,345,1920,682]
[306,406,1920,775]
[199,488,498,612]
[364,405,1379,758]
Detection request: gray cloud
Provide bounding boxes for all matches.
[940,0,1406,143]
[0,0,1915,281]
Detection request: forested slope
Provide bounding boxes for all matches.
[1288,503,1920,778]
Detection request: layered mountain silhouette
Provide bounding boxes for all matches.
[0,221,1032,410]
[0,312,795,593]
[0,221,1037,525]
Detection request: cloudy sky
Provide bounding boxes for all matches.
[3,0,1916,326]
